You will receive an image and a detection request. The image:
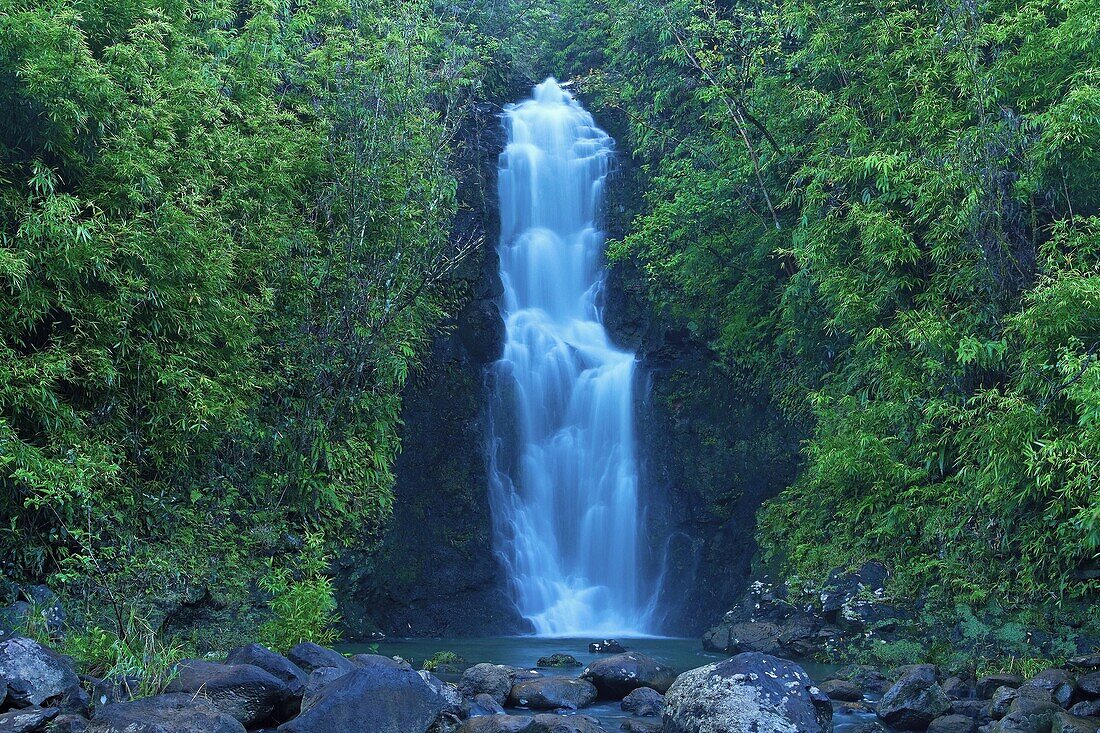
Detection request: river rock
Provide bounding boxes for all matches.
[662,652,832,733]
[942,676,973,699]
[619,720,661,733]
[521,714,606,733]
[417,669,465,717]
[877,665,951,730]
[1070,699,1100,717]
[50,713,90,733]
[286,643,354,673]
[987,686,1061,733]
[87,693,246,733]
[927,713,978,733]
[1069,656,1100,671]
[978,675,1023,699]
[581,652,677,698]
[621,686,663,716]
[1077,672,1100,698]
[470,693,505,716]
[506,677,597,710]
[0,706,59,733]
[992,686,1021,718]
[164,658,290,727]
[536,654,582,668]
[277,665,444,733]
[351,653,412,670]
[819,678,863,702]
[459,664,517,705]
[301,667,353,710]
[1053,712,1100,733]
[589,641,626,654]
[225,644,308,691]
[950,698,993,724]
[456,715,530,733]
[0,636,81,708]
[1026,669,1077,707]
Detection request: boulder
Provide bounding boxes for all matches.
[277,665,444,733]
[877,666,951,730]
[455,716,530,733]
[589,641,626,654]
[819,562,888,618]
[417,670,465,717]
[506,677,597,710]
[0,706,59,733]
[350,654,412,670]
[225,644,308,691]
[991,686,1021,719]
[818,678,862,702]
[521,714,606,733]
[469,693,505,717]
[87,693,246,733]
[301,667,353,709]
[164,659,290,727]
[927,714,978,733]
[662,652,832,733]
[1053,712,1100,733]
[51,713,90,733]
[621,686,664,716]
[1026,669,1077,708]
[1078,672,1100,699]
[1069,699,1100,717]
[536,654,581,668]
[618,721,660,733]
[1068,656,1100,671]
[943,676,973,699]
[978,675,1023,700]
[950,698,993,724]
[836,664,891,694]
[286,643,354,674]
[889,664,938,683]
[0,636,81,708]
[987,686,1061,733]
[581,652,677,698]
[459,664,517,705]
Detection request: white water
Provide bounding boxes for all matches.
[488,79,654,636]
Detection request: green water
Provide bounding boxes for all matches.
[340,636,878,731]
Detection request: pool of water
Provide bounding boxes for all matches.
[340,637,879,731]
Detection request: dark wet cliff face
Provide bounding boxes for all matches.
[333,100,530,638]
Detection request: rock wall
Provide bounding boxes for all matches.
[333,101,529,638]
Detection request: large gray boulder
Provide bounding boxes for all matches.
[0,636,81,708]
[164,658,290,727]
[662,652,832,733]
[521,715,606,733]
[87,693,246,733]
[459,664,517,705]
[621,686,664,716]
[0,706,59,733]
[506,677,597,710]
[877,666,951,730]
[225,644,308,690]
[581,652,677,698]
[277,665,444,733]
[987,686,1061,733]
[1026,669,1077,708]
[286,643,354,674]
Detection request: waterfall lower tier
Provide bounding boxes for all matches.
[488,78,655,636]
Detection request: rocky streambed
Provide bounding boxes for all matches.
[2,629,1098,733]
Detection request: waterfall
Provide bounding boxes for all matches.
[488,78,654,636]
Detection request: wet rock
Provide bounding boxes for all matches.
[589,641,626,654]
[581,652,677,698]
[0,636,81,708]
[987,686,1061,733]
[978,675,1023,700]
[819,678,863,702]
[301,666,352,708]
[927,713,978,733]
[164,659,290,727]
[0,706,59,733]
[286,643,354,674]
[1068,656,1100,672]
[458,664,517,705]
[51,713,90,733]
[521,714,606,733]
[1053,712,1100,733]
[469,693,505,716]
[1026,669,1077,708]
[943,676,973,699]
[351,654,412,671]
[225,644,308,691]
[87,693,246,733]
[618,721,660,733]
[991,686,1021,719]
[621,686,664,716]
[848,724,888,733]
[506,677,597,710]
[455,715,530,733]
[1069,699,1100,717]
[278,666,444,733]
[877,666,951,730]
[889,664,938,683]
[55,683,91,717]
[90,676,140,707]
[663,652,832,733]
[1077,672,1100,698]
[536,654,581,668]
[950,698,993,724]
[417,670,465,717]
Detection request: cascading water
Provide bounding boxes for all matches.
[488,78,655,636]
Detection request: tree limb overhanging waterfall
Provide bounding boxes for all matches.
[488,78,657,637]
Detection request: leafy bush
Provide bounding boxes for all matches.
[258,533,340,653]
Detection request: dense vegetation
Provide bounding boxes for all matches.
[518,0,1099,630]
[0,0,504,651]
